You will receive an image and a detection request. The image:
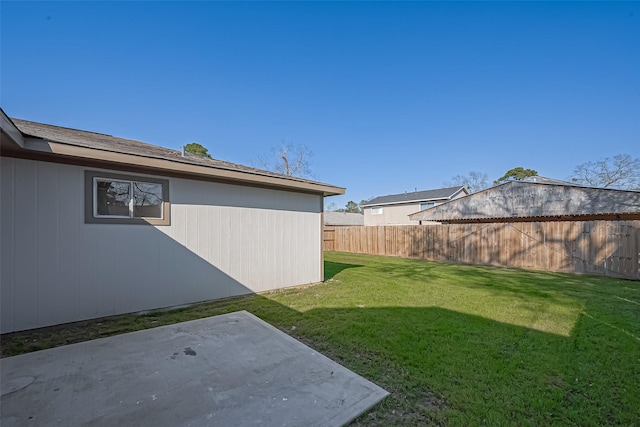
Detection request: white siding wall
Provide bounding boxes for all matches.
[1,158,322,333]
[363,196,463,226]
[451,191,466,201]
[364,203,422,225]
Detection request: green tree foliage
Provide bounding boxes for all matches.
[571,154,640,189]
[344,201,361,213]
[333,200,365,213]
[184,143,212,159]
[494,167,538,185]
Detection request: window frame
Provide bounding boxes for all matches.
[419,201,436,211]
[85,170,170,225]
[370,206,383,215]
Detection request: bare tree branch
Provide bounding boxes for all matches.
[571,154,640,189]
[445,171,489,193]
[253,142,314,178]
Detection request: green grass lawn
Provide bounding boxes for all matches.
[2,251,639,426]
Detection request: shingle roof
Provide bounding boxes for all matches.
[324,212,364,226]
[521,176,578,185]
[409,180,640,222]
[362,186,466,207]
[10,118,342,192]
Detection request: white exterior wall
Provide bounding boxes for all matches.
[364,203,423,225]
[364,191,467,226]
[1,158,322,333]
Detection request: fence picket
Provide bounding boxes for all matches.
[324,221,640,280]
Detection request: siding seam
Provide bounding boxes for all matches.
[35,162,39,327]
[11,159,16,330]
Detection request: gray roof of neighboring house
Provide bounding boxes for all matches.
[324,212,364,226]
[362,186,467,207]
[409,180,640,222]
[521,176,578,185]
[6,117,345,196]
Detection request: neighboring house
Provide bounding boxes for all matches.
[324,212,364,227]
[409,178,640,224]
[362,186,468,225]
[0,111,345,333]
[516,176,577,185]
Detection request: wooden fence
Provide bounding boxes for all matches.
[324,221,640,280]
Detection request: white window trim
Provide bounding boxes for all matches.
[370,207,383,215]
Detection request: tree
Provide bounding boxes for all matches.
[344,201,361,213]
[444,171,489,193]
[570,154,640,189]
[253,142,313,178]
[333,200,366,213]
[184,142,212,158]
[324,202,338,212]
[494,167,538,185]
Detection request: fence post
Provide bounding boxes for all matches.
[325,221,640,280]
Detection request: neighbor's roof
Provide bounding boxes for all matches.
[362,186,467,207]
[1,113,345,196]
[409,180,640,223]
[324,212,364,226]
[521,176,578,185]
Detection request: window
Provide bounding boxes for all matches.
[419,202,436,211]
[371,207,383,215]
[85,171,170,225]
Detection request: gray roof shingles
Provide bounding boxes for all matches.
[363,186,465,207]
[11,118,337,188]
[409,180,640,221]
[323,212,364,226]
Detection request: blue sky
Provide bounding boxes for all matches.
[2,2,639,208]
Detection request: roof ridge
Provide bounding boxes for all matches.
[513,179,640,192]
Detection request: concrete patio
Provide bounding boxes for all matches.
[1,311,388,426]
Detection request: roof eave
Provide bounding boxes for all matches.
[362,196,451,208]
[362,186,466,207]
[0,109,25,149]
[451,187,469,197]
[417,212,640,223]
[11,136,345,196]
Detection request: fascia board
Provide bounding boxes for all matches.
[0,112,25,148]
[20,137,346,196]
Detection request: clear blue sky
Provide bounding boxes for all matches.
[2,2,639,208]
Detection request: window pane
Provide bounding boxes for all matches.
[96,180,131,216]
[133,182,163,218]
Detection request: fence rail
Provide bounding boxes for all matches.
[324,221,640,280]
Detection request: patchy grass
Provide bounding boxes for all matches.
[2,252,639,425]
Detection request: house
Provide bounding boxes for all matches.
[0,111,345,333]
[409,178,640,224]
[323,212,364,227]
[361,186,468,225]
